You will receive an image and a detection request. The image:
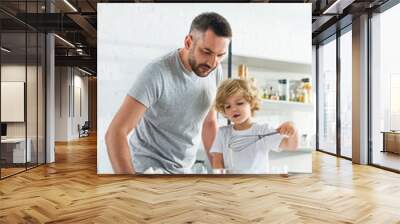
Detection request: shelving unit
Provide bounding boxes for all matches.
[260,99,314,112]
[228,54,314,112]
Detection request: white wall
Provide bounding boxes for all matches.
[97,3,312,173]
[71,72,89,138]
[55,67,68,141]
[55,67,89,141]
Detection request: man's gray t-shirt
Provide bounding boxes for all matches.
[127,49,222,174]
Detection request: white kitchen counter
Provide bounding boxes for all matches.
[194,147,313,174]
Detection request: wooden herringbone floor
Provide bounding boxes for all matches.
[1,135,400,224]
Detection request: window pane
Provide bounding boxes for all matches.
[340,29,352,158]
[38,32,45,165]
[1,31,27,178]
[371,3,400,171]
[318,38,337,154]
[27,31,38,169]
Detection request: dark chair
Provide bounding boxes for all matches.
[79,121,90,138]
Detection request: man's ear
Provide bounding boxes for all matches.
[184,35,193,50]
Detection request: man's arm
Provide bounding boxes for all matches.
[105,96,147,174]
[202,108,218,163]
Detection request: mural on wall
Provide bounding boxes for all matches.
[98,3,313,175]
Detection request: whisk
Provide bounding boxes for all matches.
[228,131,280,152]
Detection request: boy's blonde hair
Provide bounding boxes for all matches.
[215,78,260,116]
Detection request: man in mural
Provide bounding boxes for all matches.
[105,12,232,174]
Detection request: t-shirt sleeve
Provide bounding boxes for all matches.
[260,124,284,152]
[127,63,163,108]
[210,128,225,154]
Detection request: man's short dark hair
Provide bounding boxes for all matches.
[190,12,232,38]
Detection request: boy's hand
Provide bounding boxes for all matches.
[276,121,297,137]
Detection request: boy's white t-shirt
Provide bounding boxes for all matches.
[210,123,284,174]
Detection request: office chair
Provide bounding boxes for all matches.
[79,121,90,138]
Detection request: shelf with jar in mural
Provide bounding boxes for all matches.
[235,64,313,111]
[260,78,312,103]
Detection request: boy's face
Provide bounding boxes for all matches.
[223,93,252,124]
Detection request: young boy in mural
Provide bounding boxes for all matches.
[211,79,299,174]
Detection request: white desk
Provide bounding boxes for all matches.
[1,138,31,163]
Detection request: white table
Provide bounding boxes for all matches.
[1,138,32,163]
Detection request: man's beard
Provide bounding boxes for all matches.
[188,50,216,77]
